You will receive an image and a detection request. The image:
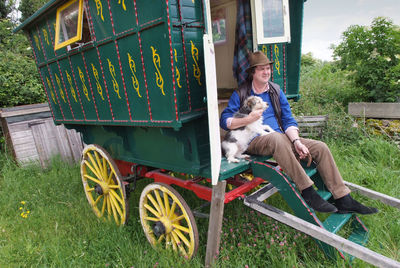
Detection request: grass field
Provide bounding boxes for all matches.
[0,136,399,267]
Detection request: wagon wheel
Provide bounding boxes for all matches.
[81,144,128,225]
[139,183,199,259]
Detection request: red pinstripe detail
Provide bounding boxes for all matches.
[269,45,274,81]
[107,0,132,120]
[56,60,76,120]
[67,56,88,120]
[81,52,101,120]
[28,34,58,120]
[134,0,153,121]
[354,215,369,232]
[114,41,133,120]
[253,161,324,227]
[45,18,58,58]
[95,47,115,120]
[84,0,97,42]
[35,25,48,63]
[46,65,66,120]
[139,17,163,28]
[177,0,192,112]
[283,44,286,93]
[166,0,179,121]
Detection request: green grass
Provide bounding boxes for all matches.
[0,136,399,267]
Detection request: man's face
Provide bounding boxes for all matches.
[253,64,271,84]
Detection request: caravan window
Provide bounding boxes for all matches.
[252,0,291,44]
[54,0,86,50]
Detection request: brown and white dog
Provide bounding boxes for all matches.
[222,96,275,163]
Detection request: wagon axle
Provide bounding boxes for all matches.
[153,221,167,237]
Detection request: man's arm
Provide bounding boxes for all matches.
[228,109,264,130]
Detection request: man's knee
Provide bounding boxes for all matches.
[268,132,290,146]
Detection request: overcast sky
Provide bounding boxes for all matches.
[302,0,400,61]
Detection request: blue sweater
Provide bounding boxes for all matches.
[220,89,298,133]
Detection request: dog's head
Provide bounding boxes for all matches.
[241,96,268,114]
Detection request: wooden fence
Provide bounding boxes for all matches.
[0,103,83,167]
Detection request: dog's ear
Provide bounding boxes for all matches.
[239,99,252,114]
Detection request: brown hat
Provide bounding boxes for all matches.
[247,51,274,71]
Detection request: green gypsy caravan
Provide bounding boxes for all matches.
[14,0,400,266]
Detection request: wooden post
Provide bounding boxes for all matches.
[205,180,226,267]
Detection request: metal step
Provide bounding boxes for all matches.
[316,189,333,201]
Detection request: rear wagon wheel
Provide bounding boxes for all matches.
[81,144,128,225]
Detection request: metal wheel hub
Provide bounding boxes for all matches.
[153,221,166,237]
[95,183,110,195]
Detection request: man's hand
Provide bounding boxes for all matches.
[294,140,310,159]
[247,108,264,123]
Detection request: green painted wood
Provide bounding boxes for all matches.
[323,213,353,234]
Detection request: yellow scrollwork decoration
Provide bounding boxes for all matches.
[91,63,104,100]
[261,45,268,55]
[78,67,90,102]
[175,67,182,88]
[34,35,40,51]
[274,44,281,75]
[174,48,177,62]
[190,41,201,86]
[46,77,56,103]
[43,29,49,46]
[55,73,66,103]
[173,49,181,88]
[65,70,77,102]
[127,53,141,98]
[118,0,126,11]
[107,58,121,99]
[151,46,165,95]
[94,0,104,21]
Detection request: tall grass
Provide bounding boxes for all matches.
[0,134,399,267]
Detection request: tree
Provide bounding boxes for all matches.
[332,17,400,102]
[18,0,47,22]
[0,0,13,19]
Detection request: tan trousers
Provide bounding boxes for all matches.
[247,132,350,199]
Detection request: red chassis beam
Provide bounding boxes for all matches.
[145,170,265,204]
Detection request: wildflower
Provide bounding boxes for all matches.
[237,243,241,247]
[21,201,26,205]
[245,265,249,268]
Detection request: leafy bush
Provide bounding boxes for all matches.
[0,19,45,108]
[332,17,400,102]
[0,49,45,107]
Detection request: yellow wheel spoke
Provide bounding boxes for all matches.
[93,195,102,206]
[156,234,165,245]
[171,231,188,257]
[109,195,120,225]
[171,233,177,251]
[173,223,190,234]
[154,189,166,216]
[84,174,102,185]
[110,189,124,205]
[94,151,105,178]
[174,229,191,248]
[144,216,159,222]
[84,160,102,181]
[109,184,120,189]
[163,192,170,218]
[106,195,112,216]
[87,152,103,181]
[173,214,185,222]
[165,234,170,249]
[86,187,95,192]
[100,195,107,216]
[147,194,162,215]
[169,201,177,218]
[109,192,124,219]
[144,203,161,218]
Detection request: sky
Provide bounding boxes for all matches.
[302,0,400,61]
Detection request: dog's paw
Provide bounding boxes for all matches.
[227,157,240,163]
[238,154,250,159]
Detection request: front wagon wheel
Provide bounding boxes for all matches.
[81,144,128,226]
[139,183,199,259]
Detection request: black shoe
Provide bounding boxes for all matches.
[301,186,338,213]
[335,194,378,215]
